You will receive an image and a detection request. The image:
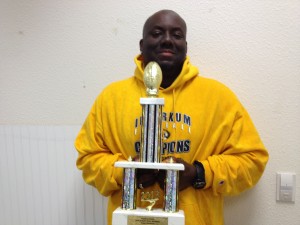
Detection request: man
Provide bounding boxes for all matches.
[75,10,269,225]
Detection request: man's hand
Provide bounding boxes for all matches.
[136,169,158,189]
[134,156,196,191]
[133,155,158,189]
[175,158,196,191]
[157,157,196,191]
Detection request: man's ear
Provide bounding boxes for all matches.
[139,39,143,52]
[185,41,188,54]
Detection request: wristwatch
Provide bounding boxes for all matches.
[193,161,206,189]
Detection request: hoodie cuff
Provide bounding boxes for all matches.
[114,166,124,185]
[201,160,213,189]
[113,154,127,185]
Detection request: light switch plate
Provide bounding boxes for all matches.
[276,172,296,202]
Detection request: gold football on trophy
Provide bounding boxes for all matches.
[143,61,162,97]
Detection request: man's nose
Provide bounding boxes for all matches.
[161,32,172,46]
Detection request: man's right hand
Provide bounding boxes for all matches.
[136,169,158,189]
[133,155,158,189]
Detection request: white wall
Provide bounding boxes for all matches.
[1,1,299,225]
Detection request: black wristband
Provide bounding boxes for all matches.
[193,161,206,189]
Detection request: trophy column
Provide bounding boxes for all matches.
[140,61,164,163]
[113,62,185,225]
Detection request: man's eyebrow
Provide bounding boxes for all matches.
[149,25,163,30]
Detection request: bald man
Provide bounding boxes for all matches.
[75,10,268,225]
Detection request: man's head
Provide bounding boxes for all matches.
[140,10,187,78]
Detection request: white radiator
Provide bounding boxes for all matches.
[0,125,108,225]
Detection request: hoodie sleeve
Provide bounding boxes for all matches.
[75,94,125,197]
[201,89,269,196]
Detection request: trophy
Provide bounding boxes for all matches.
[113,62,185,225]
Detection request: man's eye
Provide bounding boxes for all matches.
[151,31,162,37]
[173,33,184,39]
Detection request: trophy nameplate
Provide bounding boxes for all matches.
[128,215,167,225]
[113,62,185,225]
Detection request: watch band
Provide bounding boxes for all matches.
[193,161,206,189]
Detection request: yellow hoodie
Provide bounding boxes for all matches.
[75,55,269,225]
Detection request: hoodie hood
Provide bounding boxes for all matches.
[134,54,199,92]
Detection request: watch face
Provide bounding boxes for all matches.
[194,181,206,189]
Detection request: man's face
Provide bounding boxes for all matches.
[140,11,187,71]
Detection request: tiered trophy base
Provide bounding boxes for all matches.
[113,207,184,225]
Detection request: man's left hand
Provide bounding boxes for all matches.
[157,157,196,191]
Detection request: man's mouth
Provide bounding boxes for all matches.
[158,50,175,57]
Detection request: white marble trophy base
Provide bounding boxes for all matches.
[112,207,184,225]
